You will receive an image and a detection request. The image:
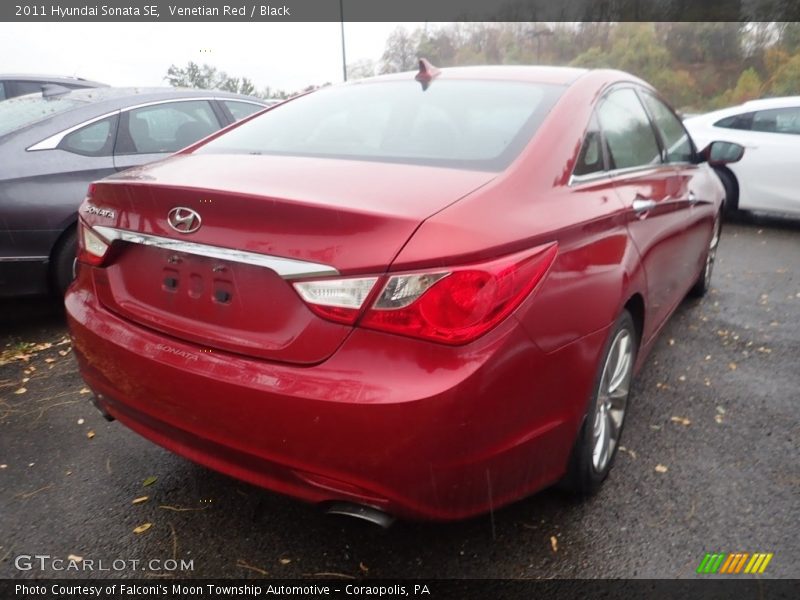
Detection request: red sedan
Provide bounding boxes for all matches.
[66,64,743,522]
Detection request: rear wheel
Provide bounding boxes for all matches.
[51,226,78,296]
[689,212,721,298]
[561,310,637,495]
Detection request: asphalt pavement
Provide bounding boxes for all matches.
[1,214,798,580]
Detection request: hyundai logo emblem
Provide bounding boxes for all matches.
[167,207,202,234]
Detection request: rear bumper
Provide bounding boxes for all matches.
[66,273,607,520]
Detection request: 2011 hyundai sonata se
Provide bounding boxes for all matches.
[66,64,743,522]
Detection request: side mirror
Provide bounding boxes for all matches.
[700,141,745,166]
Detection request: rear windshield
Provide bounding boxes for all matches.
[196,80,565,171]
[0,94,85,137]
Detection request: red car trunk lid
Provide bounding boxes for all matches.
[84,154,493,364]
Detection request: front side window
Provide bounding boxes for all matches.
[58,115,118,156]
[119,100,220,154]
[752,107,800,134]
[0,82,6,101]
[196,80,566,171]
[640,92,694,163]
[597,88,662,170]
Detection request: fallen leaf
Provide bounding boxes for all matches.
[67,554,83,563]
[132,496,149,505]
[22,377,30,383]
[133,523,152,534]
[714,414,724,424]
[14,388,27,395]
[550,535,558,552]
[359,562,369,573]
[279,558,291,565]
[65,471,72,476]
[143,476,158,487]
[77,418,85,425]
[79,387,91,395]
[704,355,712,361]
[678,375,686,382]
[655,464,668,473]
[728,362,737,371]
[716,406,726,415]
[619,446,637,459]
[237,559,269,576]
[58,349,70,356]
[668,338,675,346]
[86,431,95,439]
[670,416,691,426]
[0,464,7,469]
[44,358,56,364]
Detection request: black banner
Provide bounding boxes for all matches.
[3,0,800,22]
[2,579,800,600]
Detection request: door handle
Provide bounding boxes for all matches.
[632,199,657,214]
[688,191,698,204]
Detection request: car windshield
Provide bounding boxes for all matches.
[0,94,85,138]
[196,79,565,171]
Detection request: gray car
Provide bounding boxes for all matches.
[0,87,271,296]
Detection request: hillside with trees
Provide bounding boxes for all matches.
[370,22,800,111]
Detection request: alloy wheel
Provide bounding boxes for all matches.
[592,328,634,472]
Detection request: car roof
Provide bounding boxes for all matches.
[46,86,267,105]
[361,65,590,86]
[738,96,800,110]
[0,73,107,87]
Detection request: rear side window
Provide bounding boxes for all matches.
[58,115,118,156]
[573,114,605,177]
[715,113,753,130]
[224,100,264,121]
[117,100,220,154]
[197,80,566,171]
[597,88,661,170]
[640,92,694,163]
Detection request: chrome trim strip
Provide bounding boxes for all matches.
[0,256,49,262]
[92,226,339,280]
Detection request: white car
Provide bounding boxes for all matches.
[684,97,800,217]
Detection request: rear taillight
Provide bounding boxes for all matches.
[293,243,557,344]
[77,221,110,266]
[293,277,379,325]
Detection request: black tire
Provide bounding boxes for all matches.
[561,310,637,496]
[713,167,738,219]
[689,211,722,299]
[51,227,78,296]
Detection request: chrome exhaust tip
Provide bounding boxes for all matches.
[325,502,395,528]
